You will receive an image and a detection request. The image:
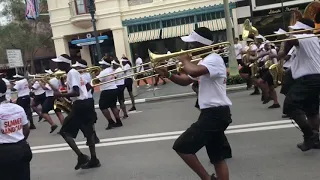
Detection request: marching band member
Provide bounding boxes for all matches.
[121,56,137,111]
[71,59,100,145]
[96,57,123,130]
[38,71,64,133]
[31,78,46,122]
[239,38,257,90]
[0,72,12,102]
[234,38,243,66]
[12,74,36,129]
[0,79,32,180]
[52,54,100,170]
[256,42,280,108]
[135,53,151,88]
[112,59,129,119]
[157,27,232,180]
[278,18,320,151]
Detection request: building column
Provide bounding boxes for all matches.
[232,8,240,38]
[52,36,70,56]
[112,27,137,96]
[80,46,92,66]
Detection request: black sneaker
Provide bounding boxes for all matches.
[30,124,36,130]
[129,106,136,111]
[268,104,280,109]
[123,115,129,119]
[105,123,115,130]
[50,125,58,133]
[38,116,43,122]
[282,114,290,118]
[75,154,90,170]
[113,121,123,127]
[211,173,217,180]
[250,90,260,95]
[81,158,101,169]
[297,134,319,152]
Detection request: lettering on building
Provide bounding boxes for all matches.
[128,0,153,6]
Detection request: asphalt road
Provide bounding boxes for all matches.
[29,90,320,180]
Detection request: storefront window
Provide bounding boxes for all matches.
[75,0,88,14]
[254,0,296,7]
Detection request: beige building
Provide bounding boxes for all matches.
[48,0,240,66]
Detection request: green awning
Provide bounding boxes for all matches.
[128,29,161,43]
[197,18,233,31]
[162,24,195,39]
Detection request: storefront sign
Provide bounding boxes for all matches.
[6,49,24,68]
[252,2,309,17]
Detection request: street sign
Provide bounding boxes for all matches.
[6,49,24,68]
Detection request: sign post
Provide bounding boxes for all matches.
[6,49,24,75]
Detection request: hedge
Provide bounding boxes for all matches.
[227,75,246,85]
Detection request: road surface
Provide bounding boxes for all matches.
[29,90,320,180]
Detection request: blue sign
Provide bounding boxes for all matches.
[71,35,108,46]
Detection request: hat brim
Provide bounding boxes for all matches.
[51,58,63,63]
[181,35,196,43]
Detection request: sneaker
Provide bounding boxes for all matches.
[81,158,101,169]
[250,90,260,95]
[30,124,36,130]
[297,133,319,152]
[123,115,129,119]
[113,121,123,127]
[129,106,136,111]
[38,116,43,122]
[282,114,290,118]
[211,173,217,180]
[146,84,151,88]
[75,154,89,170]
[50,125,58,133]
[105,123,115,130]
[268,104,280,109]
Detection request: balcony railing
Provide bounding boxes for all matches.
[69,0,89,16]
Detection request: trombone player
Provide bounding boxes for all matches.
[156,27,232,180]
[278,18,320,152]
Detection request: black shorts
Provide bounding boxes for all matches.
[117,85,125,102]
[239,65,251,75]
[99,89,118,109]
[60,99,96,138]
[283,74,320,117]
[124,78,133,92]
[261,70,274,86]
[42,96,61,113]
[173,106,232,163]
[33,93,46,106]
[136,74,145,80]
[280,69,294,95]
[223,57,229,67]
[237,59,244,66]
[0,140,32,180]
[16,96,32,117]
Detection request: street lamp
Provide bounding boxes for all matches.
[87,0,102,62]
[223,0,237,76]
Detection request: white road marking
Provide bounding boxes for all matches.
[31,120,297,152]
[32,124,296,154]
[127,110,143,114]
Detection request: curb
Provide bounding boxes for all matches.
[32,84,247,117]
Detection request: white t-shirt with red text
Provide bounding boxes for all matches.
[0,103,29,144]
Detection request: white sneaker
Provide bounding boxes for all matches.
[146,84,151,88]
[137,86,140,88]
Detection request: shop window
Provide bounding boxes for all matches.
[254,0,295,7]
[162,16,195,28]
[128,0,153,6]
[196,11,225,22]
[128,22,161,33]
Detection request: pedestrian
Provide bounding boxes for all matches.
[0,78,32,180]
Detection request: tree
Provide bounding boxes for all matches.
[0,0,53,74]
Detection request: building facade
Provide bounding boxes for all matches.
[236,0,314,39]
[48,0,241,65]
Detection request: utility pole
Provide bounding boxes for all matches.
[223,0,237,76]
[88,0,102,62]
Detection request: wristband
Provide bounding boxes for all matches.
[168,72,172,79]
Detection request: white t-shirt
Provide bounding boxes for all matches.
[45,78,60,97]
[32,81,45,96]
[123,64,133,79]
[114,67,125,86]
[291,34,320,79]
[2,78,11,101]
[283,47,296,68]
[0,103,29,144]
[81,72,93,99]
[96,67,117,91]
[234,43,243,59]
[13,79,30,97]
[197,53,232,109]
[136,57,144,72]
[66,69,88,101]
